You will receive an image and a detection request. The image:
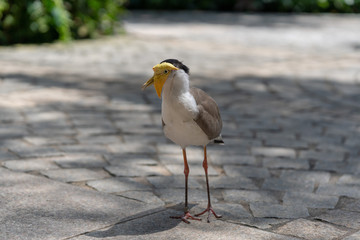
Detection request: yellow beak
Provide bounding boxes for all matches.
[142,62,179,98]
[142,76,154,90]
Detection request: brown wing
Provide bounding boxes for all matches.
[190,87,222,140]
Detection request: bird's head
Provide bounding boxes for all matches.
[142,62,179,98]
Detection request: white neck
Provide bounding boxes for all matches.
[162,69,189,100]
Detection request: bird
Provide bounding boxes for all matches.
[142,59,224,223]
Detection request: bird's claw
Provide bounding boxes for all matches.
[170,211,202,224]
[195,206,222,223]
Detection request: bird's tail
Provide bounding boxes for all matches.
[212,135,224,145]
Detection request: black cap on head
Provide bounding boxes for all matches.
[161,59,189,74]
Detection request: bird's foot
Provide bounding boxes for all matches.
[195,206,222,223]
[170,211,202,224]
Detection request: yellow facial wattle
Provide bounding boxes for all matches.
[142,62,179,98]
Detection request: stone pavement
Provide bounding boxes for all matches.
[0,11,360,239]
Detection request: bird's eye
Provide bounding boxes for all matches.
[164,70,169,74]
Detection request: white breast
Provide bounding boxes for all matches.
[161,70,210,148]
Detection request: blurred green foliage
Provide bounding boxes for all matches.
[0,0,126,45]
[127,0,360,12]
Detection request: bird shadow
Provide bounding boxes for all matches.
[85,203,201,238]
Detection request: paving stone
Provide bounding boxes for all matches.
[104,154,159,166]
[0,150,17,161]
[155,188,218,204]
[73,209,299,240]
[41,168,109,182]
[210,176,258,190]
[316,209,360,229]
[337,198,360,212]
[3,158,60,172]
[206,203,252,219]
[283,192,338,209]
[263,157,309,170]
[7,145,64,158]
[250,202,309,218]
[317,183,360,198]
[165,164,218,176]
[108,143,156,155]
[54,154,108,168]
[147,175,202,189]
[262,177,315,192]
[236,218,290,230]
[224,165,270,178]
[208,154,257,166]
[281,170,331,183]
[275,218,348,240]
[0,168,154,240]
[224,189,278,203]
[263,137,308,149]
[338,174,360,185]
[77,135,121,145]
[87,177,152,193]
[0,125,28,138]
[60,144,109,155]
[24,136,77,146]
[105,164,168,177]
[299,150,345,162]
[251,147,296,158]
[343,231,360,240]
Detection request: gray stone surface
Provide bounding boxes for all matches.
[71,209,299,240]
[0,168,155,240]
[275,219,348,240]
[283,192,339,209]
[0,11,360,239]
[250,202,309,218]
[316,210,360,229]
[41,168,109,182]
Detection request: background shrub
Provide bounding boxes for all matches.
[126,0,360,13]
[0,0,126,45]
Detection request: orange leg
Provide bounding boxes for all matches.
[170,148,201,224]
[195,146,222,222]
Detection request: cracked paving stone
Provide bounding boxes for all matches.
[87,177,152,193]
[250,202,309,218]
[41,168,109,183]
[275,218,348,240]
[224,189,278,203]
[316,209,360,229]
